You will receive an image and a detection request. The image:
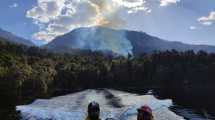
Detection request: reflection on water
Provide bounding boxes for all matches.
[171,105,215,120]
[156,91,215,120]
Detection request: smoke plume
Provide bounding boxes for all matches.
[71,27,133,56]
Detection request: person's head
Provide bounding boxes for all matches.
[137,105,153,120]
[88,101,100,120]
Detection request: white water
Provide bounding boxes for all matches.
[16,89,184,120]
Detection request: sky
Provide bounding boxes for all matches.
[0,0,214,46]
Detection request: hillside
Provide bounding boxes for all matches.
[0,28,34,46]
[46,27,215,56]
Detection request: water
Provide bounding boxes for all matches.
[144,89,215,120]
[171,105,215,120]
[17,89,184,120]
[16,89,215,120]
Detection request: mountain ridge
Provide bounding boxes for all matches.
[45,27,215,56]
[0,28,34,46]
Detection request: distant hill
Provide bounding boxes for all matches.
[0,28,34,46]
[126,30,215,55]
[45,27,215,56]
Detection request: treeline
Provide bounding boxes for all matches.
[1,39,215,119]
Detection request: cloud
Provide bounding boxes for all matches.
[159,0,180,7]
[198,11,215,26]
[189,26,197,30]
[26,0,65,23]
[26,0,151,42]
[27,0,179,42]
[33,31,56,41]
[9,3,18,8]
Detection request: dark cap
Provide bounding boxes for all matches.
[88,101,100,111]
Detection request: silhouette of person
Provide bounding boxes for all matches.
[85,101,101,120]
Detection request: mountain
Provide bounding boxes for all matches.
[0,28,34,46]
[126,30,215,55]
[45,27,215,56]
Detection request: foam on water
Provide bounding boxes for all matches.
[17,89,184,120]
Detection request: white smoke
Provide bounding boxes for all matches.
[71,27,133,56]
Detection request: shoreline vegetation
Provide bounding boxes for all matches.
[0,39,215,119]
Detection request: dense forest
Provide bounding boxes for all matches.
[1,39,215,120]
